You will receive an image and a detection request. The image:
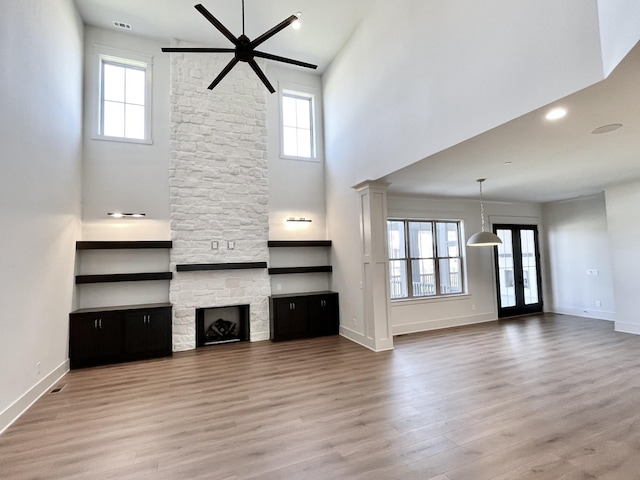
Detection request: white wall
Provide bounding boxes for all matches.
[597,0,640,76]
[387,196,542,335]
[542,194,615,321]
[605,181,640,334]
[78,27,172,310]
[265,64,330,295]
[0,0,83,432]
[81,26,171,241]
[323,0,605,348]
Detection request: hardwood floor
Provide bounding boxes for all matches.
[2,313,640,479]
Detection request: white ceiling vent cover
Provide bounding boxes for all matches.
[113,21,132,30]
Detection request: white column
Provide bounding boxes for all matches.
[354,180,393,351]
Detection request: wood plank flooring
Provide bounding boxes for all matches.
[2,313,640,479]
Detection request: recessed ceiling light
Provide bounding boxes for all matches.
[591,123,623,134]
[545,107,567,121]
[504,161,512,166]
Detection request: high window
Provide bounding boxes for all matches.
[388,220,465,299]
[95,52,152,143]
[280,89,315,159]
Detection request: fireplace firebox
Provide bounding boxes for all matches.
[196,305,250,347]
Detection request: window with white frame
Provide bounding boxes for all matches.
[388,220,465,299]
[96,52,152,143]
[280,89,315,159]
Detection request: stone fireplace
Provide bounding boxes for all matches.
[168,45,271,351]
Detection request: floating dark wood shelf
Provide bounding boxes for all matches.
[268,266,333,275]
[75,272,173,284]
[268,240,332,248]
[76,241,172,250]
[176,262,268,272]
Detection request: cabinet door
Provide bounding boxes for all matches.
[272,297,308,340]
[308,293,339,336]
[124,308,171,355]
[70,312,122,363]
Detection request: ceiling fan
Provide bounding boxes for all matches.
[162,1,317,93]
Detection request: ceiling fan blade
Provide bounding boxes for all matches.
[195,3,239,46]
[249,15,297,49]
[161,47,235,53]
[248,60,275,93]
[208,57,240,90]
[254,51,317,70]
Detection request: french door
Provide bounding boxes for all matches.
[493,225,543,318]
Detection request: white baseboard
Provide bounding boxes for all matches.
[614,322,640,335]
[392,313,496,336]
[548,306,615,321]
[339,327,393,352]
[0,360,69,435]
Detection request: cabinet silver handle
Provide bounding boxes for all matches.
[98,319,103,329]
[94,319,98,329]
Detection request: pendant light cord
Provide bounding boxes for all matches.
[242,0,245,35]
[478,179,486,232]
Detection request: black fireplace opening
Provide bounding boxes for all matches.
[196,305,250,347]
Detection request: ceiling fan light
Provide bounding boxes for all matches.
[292,12,302,29]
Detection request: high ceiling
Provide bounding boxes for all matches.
[382,41,640,204]
[74,0,640,205]
[74,0,374,72]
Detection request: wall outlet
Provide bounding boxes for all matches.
[595,300,601,307]
[353,317,358,327]
[227,241,235,250]
[36,362,41,375]
[211,241,219,250]
[586,269,599,276]
[276,283,282,291]
[471,304,476,311]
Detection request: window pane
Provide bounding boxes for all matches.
[411,259,435,297]
[283,126,298,156]
[125,104,145,139]
[282,96,297,127]
[125,68,145,105]
[408,222,433,258]
[387,221,406,259]
[103,101,125,137]
[103,63,125,102]
[439,258,462,294]
[296,129,311,158]
[389,260,408,299]
[436,222,460,257]
[296,98,311,129]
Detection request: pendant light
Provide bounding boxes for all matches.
[467,179,502,247]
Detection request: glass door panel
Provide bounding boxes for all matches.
[496,229,516,308]
[520,229,539,305]
[493,225,543,317]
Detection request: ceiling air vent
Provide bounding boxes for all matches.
[113,21,132,31]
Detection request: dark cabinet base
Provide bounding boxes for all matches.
[270,292,339,341]
[70,304,172,369]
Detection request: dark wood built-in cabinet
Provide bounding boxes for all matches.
[270,292,339,341]
[71,240,173,369]
[69,304,172,369]
[267,240,338,341]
